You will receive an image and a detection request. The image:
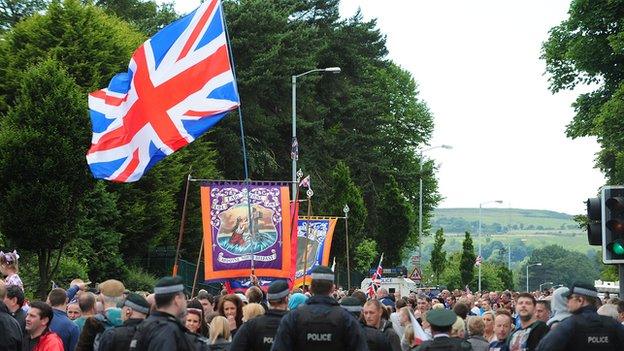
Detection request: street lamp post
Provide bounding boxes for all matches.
[539,281,554,291]
[418,145,452,282]
[526,263,542,292]
[343,204,350,289]
[478,200,503,292]
[291,67,341,199]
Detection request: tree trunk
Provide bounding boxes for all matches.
[37,249,49,299]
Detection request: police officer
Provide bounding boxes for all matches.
[271,266,368,351]
[129,276,195,351]
[412,309,470,351]
[230,280,289,351]
[98,292,150,351]
[536,282,624,351]
[340,297,389,351]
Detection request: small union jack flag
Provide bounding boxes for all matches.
[475,255,483,266]
[86,0,240,182]
[367,253,384,299]
[299,175,310,188]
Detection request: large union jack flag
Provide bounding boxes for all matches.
[86,0,239,182]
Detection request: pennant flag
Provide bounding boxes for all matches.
[299,175,310,188]
[291,137,299,161]
[86,0,240,182]
[409,309,431,345]
[200,182,292,281]
[367,253,384,299]
[475,255,483,266]
[293,217,338,287]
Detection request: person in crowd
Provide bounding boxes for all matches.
[390,299,407,338]
[209,316,232,350]
[47,288,80,351]
[363,299,401,351]
[537,282,624,351]
[416,296,431,318]
[489,309,513,351]
[546,286,571,330]
[231,280,289,351]
[218,294,244,337]
[0,250,23,291]
[245,285,267,312]
[480,298,492,314]
[187,299,209,337]
[4,284,26,332]
[272,265,367,350]
[377,287,395,309]
[506,293,548,351]
[129,276,195,351]
[23,301,64,351]
[452,302,469,320]
[0,282,22,350]
[466,316,489,351]
[481,310,496,342]
[449,316,465,339]
[412,309,471,351]
[66,303,81,321]
[286,292,306,310]
[73,292,96,332]
[76,280,125,351]
[242,302,265,322]
[534,300,550,323]
[98,292,150,351]
[197,290,215,315]
[617,300,624,325]
[597,303,619,320]
[340,296,389,351]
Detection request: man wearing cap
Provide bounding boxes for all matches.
[412,309,471,351]
[129,276,195,351]
[341,297,389,351]
[76,279,125,351]
[536,282,624,351]
[230,280,289,351]
[98,292,150,351]
[271,265,368,351]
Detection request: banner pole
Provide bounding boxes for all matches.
[191,238,204,297]
[303,195,313,290]
[173,171,192,276]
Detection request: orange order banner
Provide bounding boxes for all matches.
[200,182,292,281]
[293,217,338,288]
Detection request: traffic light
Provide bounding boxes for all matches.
[586,196,602,246]
[602,186,624,263]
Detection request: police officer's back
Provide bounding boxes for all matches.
[129,276,195,351]
[536,282,624,351]
[411,309,471,351]
[271,266,368,351]
[230,280,289,351]
[98,292,150,351]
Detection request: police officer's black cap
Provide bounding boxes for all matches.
[267,280,289,300]
[427,308,457,328]
[340,296,363,313]
[310,265,334,282]
[154,276,185,295]
[562,282,598,298]
[124,292,150,314]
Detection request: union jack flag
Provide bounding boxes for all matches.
[86,0,240,182]
[367,253,384,299]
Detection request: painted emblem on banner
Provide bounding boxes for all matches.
[215,204,278,255]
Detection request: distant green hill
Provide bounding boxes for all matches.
[432,208,579,234]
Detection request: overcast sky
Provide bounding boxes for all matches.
[167,0,605,215]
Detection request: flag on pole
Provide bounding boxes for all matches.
[299,175,310,188]
[291,137,299,161]
[475,255,483,266]
[331,257,336,272]
[86,0,240,182]
[409,309,431,345]
[367,253,384,299]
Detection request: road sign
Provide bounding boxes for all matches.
[411,255,420,264]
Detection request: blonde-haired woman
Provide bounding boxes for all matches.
[209,316,232,350]
[242,302,265,322]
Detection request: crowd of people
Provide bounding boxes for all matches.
[1,249,624,350]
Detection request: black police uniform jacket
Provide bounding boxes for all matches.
[535,305,624,351]
[412,335,471,351]
[0,301,21,351]
[270,295,369,351]
[98,318,143,351]
[129,311,195,351]
[230,309,287,351]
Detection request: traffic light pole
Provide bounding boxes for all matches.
[620,264,624,298]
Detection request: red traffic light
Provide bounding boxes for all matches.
[607,219,624,236]
[606,197,624,213]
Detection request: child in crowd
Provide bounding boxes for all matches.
[0,250,23,291]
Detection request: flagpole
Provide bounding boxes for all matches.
[191,238,204,297]
[172,171,192,276]
[302,193,313,291]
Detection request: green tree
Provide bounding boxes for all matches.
[0,0,47,31]
[0,59,90,297]
[460,231,476,288]
[542,1,624,183]
[353,238,378,272]
[430,228,446,284]
[94,0,178,36]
